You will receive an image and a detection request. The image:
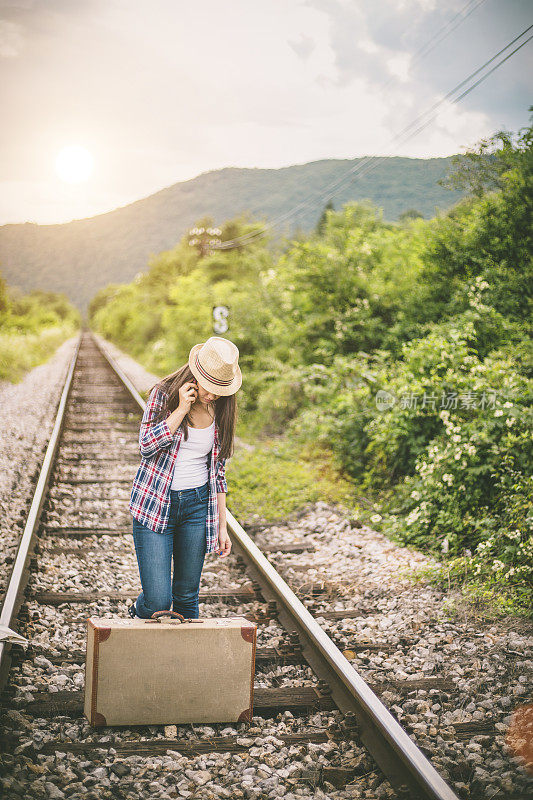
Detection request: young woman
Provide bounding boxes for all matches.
[128,336,242,620]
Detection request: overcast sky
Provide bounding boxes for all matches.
[0,0,531,225]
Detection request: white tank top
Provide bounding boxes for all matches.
[171,421,215,490]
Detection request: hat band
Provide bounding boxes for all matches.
[195,353,235,386]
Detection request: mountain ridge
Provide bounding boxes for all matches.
[0,155,465,310]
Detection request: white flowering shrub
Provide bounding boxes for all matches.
[375,308,533,611]
[291,298,532,612]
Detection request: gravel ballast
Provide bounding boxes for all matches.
[0,334,78,603]
[1,334,531,800]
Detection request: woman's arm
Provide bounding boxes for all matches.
[217,491,227,531]
[217,490,232,557]
[216,458,231,555]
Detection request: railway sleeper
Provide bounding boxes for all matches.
[46,493,131,502]
[2,686,337,719]
[24,587,267,604]
[63,425,137,432]
[52,478,132,484]
[0,728,351,760]
[2,675,457,706]
[38,528,316,555]
[56,457,140,464]
[39,524,133,535]
[11,644,306,667]
[15,606,373,625]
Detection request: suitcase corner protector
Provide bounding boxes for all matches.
[240,624,256,643]
[238,707,253,723]
[98,627,112,642]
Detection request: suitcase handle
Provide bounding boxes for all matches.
[149,610,186,623]
[147,611,206,624]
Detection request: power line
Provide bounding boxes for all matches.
[282,25,533,224]
[454,33,532,103]
[379,32,533,149]
[395,24,533,143]
[211,0,494,249]
[213,24,532,251]
[409,0,489,65]
[379,0,490,93]
[217,23,532,249]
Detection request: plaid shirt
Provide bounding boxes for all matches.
[129,386,228,554]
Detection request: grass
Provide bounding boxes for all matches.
[406,558,533,623]
[227,430,364,527]
[0,323,78,383]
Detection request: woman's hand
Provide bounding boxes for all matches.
[217,526,232,558]
[177,381,198,414]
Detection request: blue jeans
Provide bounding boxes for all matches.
[131,482,209,619]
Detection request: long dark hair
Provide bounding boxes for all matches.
[150,363,237,460]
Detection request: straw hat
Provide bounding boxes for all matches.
[188,337,242,396]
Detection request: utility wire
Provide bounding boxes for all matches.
[409,0,489,64]
[210,0,493,249]
[372,32,533,154]
[213,23,532,250]
[217,23,532,249]
[379,0,490,93]
[273,25,533,228]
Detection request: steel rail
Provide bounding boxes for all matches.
[224,514,459,800]
[90,331,459,800]
[90,332,147,409]
[0,332,82,691]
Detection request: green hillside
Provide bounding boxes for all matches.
[0,156,465,311]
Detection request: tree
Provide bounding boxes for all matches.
[0,270,9,318]
[438,109,533,198]
[399,209,424,223]
[315,200,335,235]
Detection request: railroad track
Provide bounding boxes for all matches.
[0,331,528,800]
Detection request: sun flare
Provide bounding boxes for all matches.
[55,145,94,183]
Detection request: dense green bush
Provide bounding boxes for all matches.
[274,202,431,363]
[285,284,532,610]
[422,125,532,354]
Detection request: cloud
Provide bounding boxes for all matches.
[0,1,35,8]
[306,0,532,130]
[288,33,316,60]
[386,52,411,82]
[0,0,530,224]
[0,19,23,56]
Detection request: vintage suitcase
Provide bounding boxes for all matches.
[84,611,256,726]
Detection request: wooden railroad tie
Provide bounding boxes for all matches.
[3,687,335,719]
[47,493,130,502]
[1,678,459,720]
[28,589,263,604]
[13,641,398,668]
[63,425,136,432]
[54,478,132,485]
[0,730,347,760]
[26,582,331,605]
[57,457,140,464]
[15,608,385,624]
[41,526,135,536]
[39,527,316,554]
